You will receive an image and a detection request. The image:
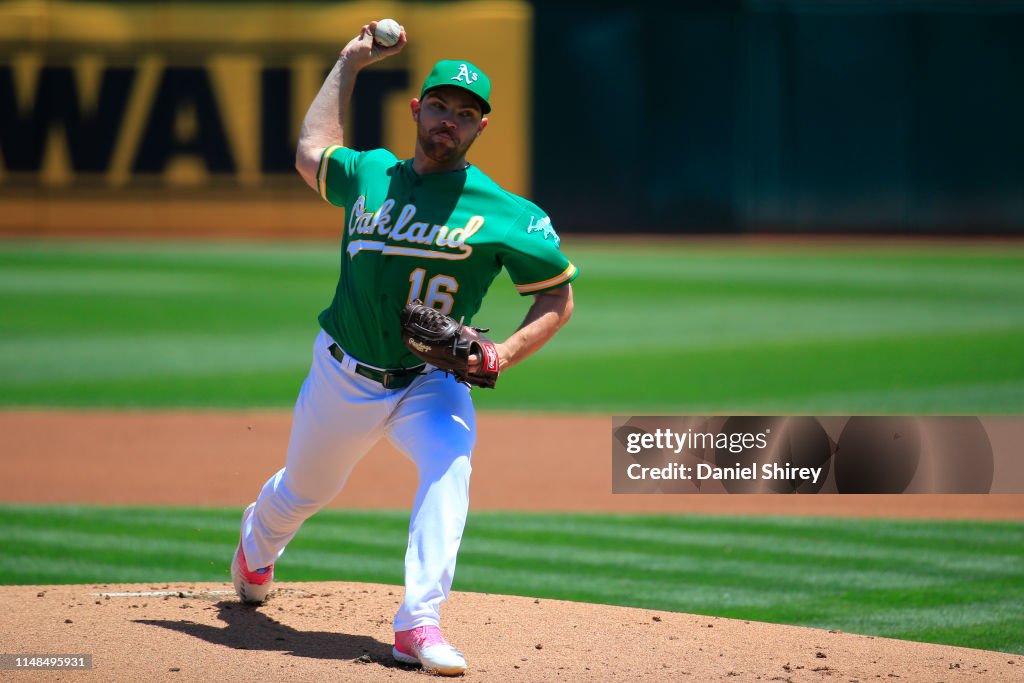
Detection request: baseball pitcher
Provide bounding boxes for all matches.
[231,20,577,676]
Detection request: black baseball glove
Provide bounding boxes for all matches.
[400,300,500,388]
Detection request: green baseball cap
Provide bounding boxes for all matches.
[420,59,492,114]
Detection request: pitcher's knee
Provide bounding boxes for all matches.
[414,425,475,462]
[262,470,338,522]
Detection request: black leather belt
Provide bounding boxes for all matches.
[328,343,424,389]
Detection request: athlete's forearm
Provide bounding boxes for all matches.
[497,284,574,371]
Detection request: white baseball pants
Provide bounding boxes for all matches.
[241,328,475,631]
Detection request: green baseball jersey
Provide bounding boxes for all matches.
[314,145,578,369]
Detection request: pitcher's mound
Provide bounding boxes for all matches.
[2,582,1020,681]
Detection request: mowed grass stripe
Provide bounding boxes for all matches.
[0,239,337,270]
[899,618,1024,654]
[774,380,1024,416]
[0,504,411,542]
[469,514,1024,558]
[0,529,406,588]
[568,244,1024,283]
[0,524,407,565]
[450,566,790,612]
[470,509,1024,540]
[0,333,310,385]
[0,555,216,585]
[455,540,957,593]
[816,600,1024,631]
[538,302,1021,354]
[485,329,1024,413]
[461,528,1019,581]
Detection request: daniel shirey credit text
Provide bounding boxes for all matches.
[622,426,822,484]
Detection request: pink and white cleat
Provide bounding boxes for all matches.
[393,625,467,676]
[230,503,274,604]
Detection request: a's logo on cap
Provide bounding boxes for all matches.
[452,63,479,85]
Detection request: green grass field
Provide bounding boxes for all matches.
[0,505,1021,654]
[1,239,1023,412]
[2,239,1023,655]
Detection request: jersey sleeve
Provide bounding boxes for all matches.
[500,207,579,295]
[315,146,396,207]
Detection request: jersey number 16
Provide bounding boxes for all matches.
[408,268,458,315]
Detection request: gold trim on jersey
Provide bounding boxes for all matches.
[346,240,386,257]
[317,145,344,202]
[515,262,578,294]
[345,240,479,261]
[345,241,478,261]
[382,245,475,260]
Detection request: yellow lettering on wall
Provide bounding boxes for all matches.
[0,1,532,234]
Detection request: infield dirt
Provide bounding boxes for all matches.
[2,410,1021,681]
[2,410,1020,518]
[4,582,1023,682]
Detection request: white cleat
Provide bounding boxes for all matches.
[393,625,467,676]
[230,503,274,604]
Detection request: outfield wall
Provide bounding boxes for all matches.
[0,0,531,235]
[2,1,1023,236]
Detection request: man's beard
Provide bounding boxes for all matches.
[418,123,468,164]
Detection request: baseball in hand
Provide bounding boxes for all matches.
[374,19,401,48]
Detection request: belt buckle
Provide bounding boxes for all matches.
[382,373,394,389]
